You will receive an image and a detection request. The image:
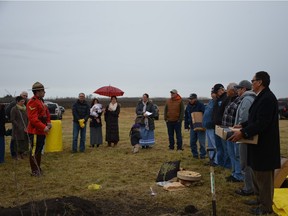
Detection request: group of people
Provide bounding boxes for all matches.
[0,71,282,215]
[72,92,158,154]
[0,91,29,163]
[0,82,52,177]
[71,94,121,153]
[167,71,280,215]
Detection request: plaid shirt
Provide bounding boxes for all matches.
[222,96,242,127]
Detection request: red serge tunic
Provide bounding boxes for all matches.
[27,96,51,135]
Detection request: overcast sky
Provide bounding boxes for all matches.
[0,1,287,99]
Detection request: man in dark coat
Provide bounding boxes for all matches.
[212,83,231,168]
[72,93,90,153]
[184,93,206,159]
[229,71,281,215]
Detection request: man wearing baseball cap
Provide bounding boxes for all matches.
[184,93,206,159]
[212,83,230,168]
[233,80,256,196]
[27,82,51,176]
[164,89,184,151]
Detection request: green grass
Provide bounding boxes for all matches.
[1,107,287,215]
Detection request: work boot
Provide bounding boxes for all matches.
[30,155,41,176]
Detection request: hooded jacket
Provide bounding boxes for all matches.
[164,94,184,122]
[234,90,256,125]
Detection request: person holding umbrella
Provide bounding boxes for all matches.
[104,96,120,147]
[94,85,124,147]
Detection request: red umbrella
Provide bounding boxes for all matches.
[93,85,124,97]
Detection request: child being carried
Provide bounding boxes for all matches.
[90,103,103,117]
[129,123,142,153]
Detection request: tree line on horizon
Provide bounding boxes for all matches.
[0,95,210,109]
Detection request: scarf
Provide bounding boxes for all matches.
[142,101,149,130]
[109,102,117,111]
[16,104,26,111]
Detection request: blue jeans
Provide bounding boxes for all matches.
[72,122,87,152]
[215,135,224,166]
[206,129,217,164]
[166,121,183,150]
[221,139,231,169]
[190,129,206,158]
[215,135,231,168]
[227,141,243,180]
[0,136,5,163]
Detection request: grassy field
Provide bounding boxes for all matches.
[1,106,287,215]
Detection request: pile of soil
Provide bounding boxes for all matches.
[0,196,101,216]
[0,196,182,216]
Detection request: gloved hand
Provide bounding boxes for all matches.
[78,119,85,128]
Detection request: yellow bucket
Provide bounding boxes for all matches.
[45,120,63,152]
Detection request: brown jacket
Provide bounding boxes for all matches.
[164,94,184,122]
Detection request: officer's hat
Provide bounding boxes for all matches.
[31,82,45,91]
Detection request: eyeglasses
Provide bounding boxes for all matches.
[251,79,260,83]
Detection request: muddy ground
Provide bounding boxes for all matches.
[0,196,205,216]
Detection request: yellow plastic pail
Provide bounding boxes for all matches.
[45,120,63,152]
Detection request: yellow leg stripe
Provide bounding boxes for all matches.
[32,135,37,156]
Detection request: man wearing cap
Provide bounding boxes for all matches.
[164,89,185,151]
[184,93,206,159]
[233,80,256,196]
[203,90,217,165]
[229,72,280,215]
[212,83,230,168]
[222,82,243,182]
[27,82,51,176]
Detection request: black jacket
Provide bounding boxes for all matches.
[72,100,90,123]
[241,87,281,171]
[212,92,227,125]
[130,130,141,146]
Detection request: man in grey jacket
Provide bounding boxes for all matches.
[234,80,256,196]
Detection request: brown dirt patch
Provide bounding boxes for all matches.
[0,196,192,216]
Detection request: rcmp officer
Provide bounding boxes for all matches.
[27,82,51,176]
